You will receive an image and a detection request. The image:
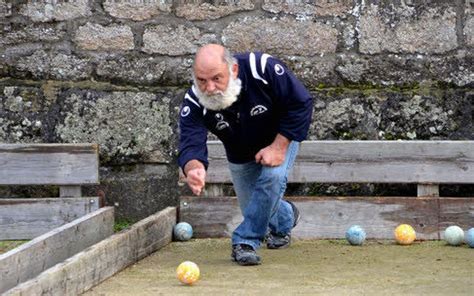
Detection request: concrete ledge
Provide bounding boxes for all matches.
[4,207,176,296]
[0,207,114,294]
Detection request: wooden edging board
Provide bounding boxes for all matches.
[0,197,101,240]
[179,196,474,240]
[0,207,114,294]
[0,143,99,185]
[4,207,176,296]
[205,140,474,184]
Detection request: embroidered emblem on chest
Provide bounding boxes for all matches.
[250,105,268,116]
[215,113,229,130]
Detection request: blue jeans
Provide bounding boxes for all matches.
[228,141,300,250]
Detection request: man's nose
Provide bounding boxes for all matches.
[205,81,216,93]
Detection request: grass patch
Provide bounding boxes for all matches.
[114,219,133,232]
[0,240,28,254]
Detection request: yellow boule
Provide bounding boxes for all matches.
[176,261,200,285]
[394,224,416,245]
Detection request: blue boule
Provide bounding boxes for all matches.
[345,225,366,246]
[466,228,474,248]
[174,222,193,241]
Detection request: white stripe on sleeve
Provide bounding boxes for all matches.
[261,53,271,74]
[185,93,200,108]
[249,52,268,85]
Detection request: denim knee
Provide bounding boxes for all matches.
[257,167,288,200]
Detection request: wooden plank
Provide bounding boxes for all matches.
[179,197,240,237]
[3,207,176,296]
[0,197,100,240]
[0,143,99,185]
[0,207,114,294]
[438,198,474,230]
[206,140,474,184]
[179,196,474,240]
[59,185,82,197]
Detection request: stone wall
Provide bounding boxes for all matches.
[1,0,473,220]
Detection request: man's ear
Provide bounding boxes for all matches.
[232,63,239,79]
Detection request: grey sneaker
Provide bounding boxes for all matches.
[231,244,261,266]
[266,200,300,249]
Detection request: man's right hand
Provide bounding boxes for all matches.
[184,160,206,196]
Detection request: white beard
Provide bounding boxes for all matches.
[193,76,242,111]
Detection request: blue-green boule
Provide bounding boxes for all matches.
[345,225,366,246]
[174,222,193,241]
[444,225,464,246]
[466,228,474,248]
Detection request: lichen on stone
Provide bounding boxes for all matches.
[56,90,173,163]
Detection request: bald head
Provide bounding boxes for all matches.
[193,44,238,95]
[194,44,226,71]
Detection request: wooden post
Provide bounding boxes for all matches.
[417,184,439,197]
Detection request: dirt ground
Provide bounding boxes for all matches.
[83,238,473,296]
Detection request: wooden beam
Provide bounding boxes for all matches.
[438,198,474,231]
[206,141,474,184]
[3,207,176,296]
[0,197,100,240]
[0,144,99,185]
[0,207,114,294]
[179,196,474,240]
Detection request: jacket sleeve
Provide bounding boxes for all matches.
[177,91,209,171]
[258,53,313,142]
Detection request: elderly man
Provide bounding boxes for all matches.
[178,44,313,265]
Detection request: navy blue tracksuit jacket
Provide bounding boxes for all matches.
[178,52,313,170]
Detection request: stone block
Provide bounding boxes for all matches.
[262,0,353,17]
[0,85,51,142]
[0,23,67,47]
[103,0,172,21]
[11,50,92,81]
[175,0,254,20]
[335,51,473,87]
[359,4,457,54]
[19,0,91,22]
[308,88,471,140]
[142,25,207,55]
[286,55,340,87]
[0,0,11,18]
[56,89,174,164]
[75,23,134,51]
[96,55,194,86]
[223,17,338,55]
[465,15,474,46]
[96,56,167,85]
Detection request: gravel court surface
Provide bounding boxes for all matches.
[83,238,473,296]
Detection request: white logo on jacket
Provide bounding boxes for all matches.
[274,64,285,75]
[250,105,268,116]
[216,121,229,130]
[180,106,190,117]
[215,113,229,130]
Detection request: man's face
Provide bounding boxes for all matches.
[194,61,237,95]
